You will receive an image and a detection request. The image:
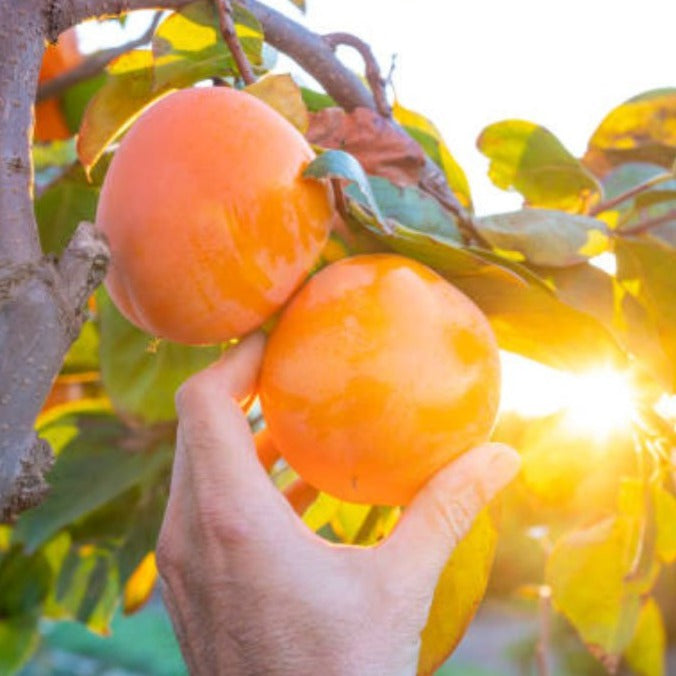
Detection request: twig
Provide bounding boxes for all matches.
[323,32,391,118]
[535,585,552,676]
[619,207,676,236]
[216,0,256,85]
[589,170,674,217]
[36,12,162,102]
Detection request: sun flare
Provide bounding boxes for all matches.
[501,354,637,438]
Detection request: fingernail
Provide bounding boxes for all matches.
[483,444,521,496]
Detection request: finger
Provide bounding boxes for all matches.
[377,443,520,594]
[283,478,318,516]
[177,331,267,408]
[255,427,281,472]
[173,332,275,508]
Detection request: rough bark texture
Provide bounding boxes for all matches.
[0,0,461,520]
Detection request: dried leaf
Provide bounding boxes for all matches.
[307,107,426,186]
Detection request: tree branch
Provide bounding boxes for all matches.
[0,225,109,522]
[216,0,256,84]
[323,32,391,118]
[37,12,162,102]
[0,0,44,265]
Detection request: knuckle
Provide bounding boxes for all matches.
[427,482,483,546]
[155,531,181,580]
[194,497,254,546]
[175,376,205,416]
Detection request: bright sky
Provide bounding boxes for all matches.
[77,1,675,419]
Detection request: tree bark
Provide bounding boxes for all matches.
[0,0,110,520]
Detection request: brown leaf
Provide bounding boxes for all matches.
[307,107,425,186]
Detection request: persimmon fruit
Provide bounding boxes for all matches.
[35,29,80,142]
[259,254,501,506]
[96,87,333,344]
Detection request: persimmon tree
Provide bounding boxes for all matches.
[0,0,675,674]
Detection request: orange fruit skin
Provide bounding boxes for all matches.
[96,87,333,344]
[35,29,80,142]
[260,254,501,506]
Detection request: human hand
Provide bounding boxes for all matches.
[157,333,520,676]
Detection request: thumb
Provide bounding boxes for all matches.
[377,443,520,596]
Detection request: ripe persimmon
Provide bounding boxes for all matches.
[35,29,80,142]
[96,87,333,345]
[259,254,501,506]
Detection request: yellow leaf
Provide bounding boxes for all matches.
[77,51,174,173]
[545,516,643,670]
[578,228,610,258]
[478,119,601,213]
[624,598,666,676]
[655,487,676,563]
[246,74,309,133]
[392,100,472,210]
[417,509,498,675]
[123,552,158,615]
[588,93,676,154]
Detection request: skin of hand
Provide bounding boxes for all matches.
[157,332,521,676]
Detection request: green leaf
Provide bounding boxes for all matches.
[13,411,172,552]
[623,598,666,676]
[35,161,104,256]
[304,149,384,221]
[0,545,53,616]
[116,482,168,584]
[32,138,77,170]
[76,554,119,633]
[301,87,335,112]
[477,120,601,212]
[47,544,120,633]
[418,510,498,675]
[585,90,676,173]
[393,100,472,210]
[615,237,676,392]
[366,219,623,372]
[62,319,100,374]
[0,614,40,675]
[475,209,609,267]
[98,287,221,423]
[62,72,107,133]
[152,0,263,88]
[346,176,462,243]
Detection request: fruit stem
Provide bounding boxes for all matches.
[216,0,257,85]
